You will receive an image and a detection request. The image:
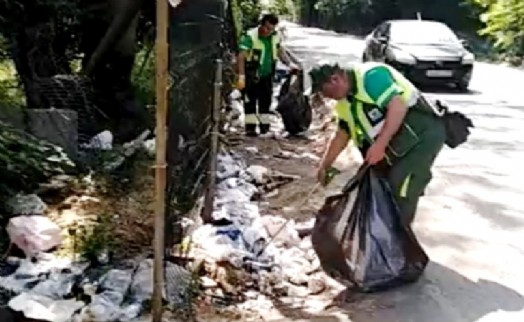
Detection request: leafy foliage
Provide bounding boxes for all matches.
[0,59,24,108]
[76,213,118,263]
[0,121,75,206]
[131,46,155,106]
[469,0,524,57]
[268,0,294,16]
[238,0,263,29]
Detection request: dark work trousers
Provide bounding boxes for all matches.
[243,74,273,135]
[373,107,446,226]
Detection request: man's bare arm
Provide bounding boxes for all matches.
[237,51,247,76]
[320,128,350,169]
[277,47,292,67]
[375,95,409,147]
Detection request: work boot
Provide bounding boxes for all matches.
[259,124,270,135]
[245,124,257,137]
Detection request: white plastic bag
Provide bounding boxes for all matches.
[7,216,62,258]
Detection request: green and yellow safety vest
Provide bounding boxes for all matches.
[245,28,280,64]
[335,62,420,149]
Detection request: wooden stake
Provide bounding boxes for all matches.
[152,0,168,320]
[202,59,223,223]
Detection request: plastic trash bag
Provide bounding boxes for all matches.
[434,100,474,148]
[311,166,428,292]
[7,215,62,258]
[276,70,312,135]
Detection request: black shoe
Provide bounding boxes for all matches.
[245,124,257,137]
[259,124,270,135]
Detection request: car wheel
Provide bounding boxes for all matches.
[456,80,469,92]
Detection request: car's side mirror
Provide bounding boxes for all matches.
[459,38,470,49]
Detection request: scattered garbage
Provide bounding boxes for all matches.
[82,130,113,150]
[175,151,326,303]
[312,166,429,292]
[0,254,190,321]
[0,145,339,321]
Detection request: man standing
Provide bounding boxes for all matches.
[310,62,446,225]
[237,13,297,137]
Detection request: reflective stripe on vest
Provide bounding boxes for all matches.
[246,28,280,63]
[335,99,381,148]
[335,99,359,146]
[353,62,419,107]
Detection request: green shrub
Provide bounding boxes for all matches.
[131,46,155,106]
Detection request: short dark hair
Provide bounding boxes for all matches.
[260,13,279,26]
[309,64,344,92]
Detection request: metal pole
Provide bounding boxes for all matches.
[202,59,223,223]
[152,0,168,320]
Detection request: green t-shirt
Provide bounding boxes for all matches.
[239,30,278,77]
[338,66,402,134]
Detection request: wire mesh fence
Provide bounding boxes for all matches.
[162,0,238,319]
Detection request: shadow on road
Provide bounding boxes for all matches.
[269,296,346,322]
[420,84,482,96]
[329,261,524,322]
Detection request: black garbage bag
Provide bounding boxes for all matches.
[434,100,474,148]
[418,96,474,149]
[276,70,312,135]
[311,166,429,293]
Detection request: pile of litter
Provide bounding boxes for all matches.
[0,254,190,321]
[176,151,333,308]
[0,130,180,322]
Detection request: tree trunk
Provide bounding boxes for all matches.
[7,2,71,109]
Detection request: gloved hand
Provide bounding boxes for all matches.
[237,74,246,90]
[317,165,340,186]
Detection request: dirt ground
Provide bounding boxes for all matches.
[45,155,156,260]
[234,98,361,223]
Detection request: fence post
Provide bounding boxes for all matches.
[152,0,169,320]
[202,59,223,223]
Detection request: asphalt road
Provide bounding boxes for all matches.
[281,22,524,322]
